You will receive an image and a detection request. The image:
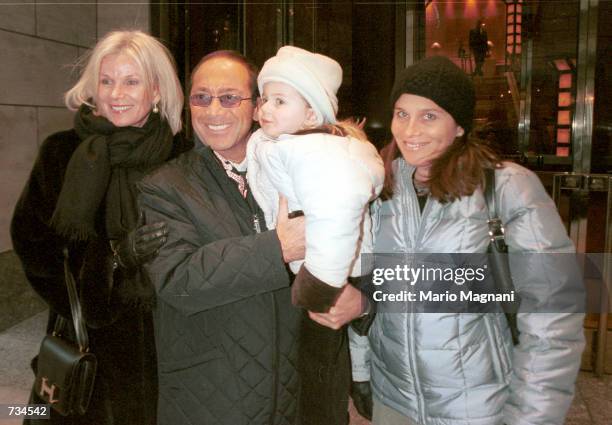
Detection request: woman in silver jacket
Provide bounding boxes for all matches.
[349,56,585,425]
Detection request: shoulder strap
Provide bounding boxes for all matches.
[62,248,90,352]
[484,168,507,252]
[484,168,521,345]
[484,168,496,218]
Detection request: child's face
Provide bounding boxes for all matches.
[258,81,317,138]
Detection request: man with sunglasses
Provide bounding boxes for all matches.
[139,50,305,425]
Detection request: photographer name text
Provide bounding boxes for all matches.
[372,289,515,303]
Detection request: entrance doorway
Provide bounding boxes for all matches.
[152,0,612,374]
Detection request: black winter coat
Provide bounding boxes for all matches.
[138,143,301,425]
[11,128,192,425]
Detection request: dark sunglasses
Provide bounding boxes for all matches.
[189,93,253,108]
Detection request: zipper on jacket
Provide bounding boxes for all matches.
[253,213,261,233]
[408,313,428,424]
[483,314,507,383]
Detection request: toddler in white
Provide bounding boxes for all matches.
[247,46,384,311]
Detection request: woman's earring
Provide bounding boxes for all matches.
[153,102,159,114]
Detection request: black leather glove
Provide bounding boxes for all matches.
[113,218,168,270]
[350,381,373,421]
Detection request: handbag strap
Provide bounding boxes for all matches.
[484,168,521,345]
[484,168,507,252]
[61,248,90,352]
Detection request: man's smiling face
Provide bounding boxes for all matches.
[190,57,256,162]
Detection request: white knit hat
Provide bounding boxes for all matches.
[258,46,342,125]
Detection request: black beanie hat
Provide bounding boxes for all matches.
[390,56,476,133]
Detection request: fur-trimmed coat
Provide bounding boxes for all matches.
[11,128,191,425]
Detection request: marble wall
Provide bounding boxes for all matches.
[0,0,150,252]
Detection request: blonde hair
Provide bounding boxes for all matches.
[64,30,183,134]
[295,118,370,142]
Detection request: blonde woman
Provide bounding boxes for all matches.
[12,30,190,425]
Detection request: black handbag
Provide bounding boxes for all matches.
[484,168,521,345]
[34,248,97,416]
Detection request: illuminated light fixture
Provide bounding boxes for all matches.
[426,2,435,22]
[557,110,571,125]
[559,73,572,89]
[554,59,571,71]
[465,0,478,19]
[558,92,571,107]
[485,0,496,17]
[505,1,522,68]
[557,129,570,144]
[556,146,569,157]
[554,61,573,158]
[445,0,453,17]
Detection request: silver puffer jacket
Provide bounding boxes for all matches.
[350,159,585,425]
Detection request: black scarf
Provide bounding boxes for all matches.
[51,105,172,240]
[50,105,173,309]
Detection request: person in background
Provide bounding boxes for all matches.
[11,30,190,425]
[138,50,306,425]
[469,19,489,76]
